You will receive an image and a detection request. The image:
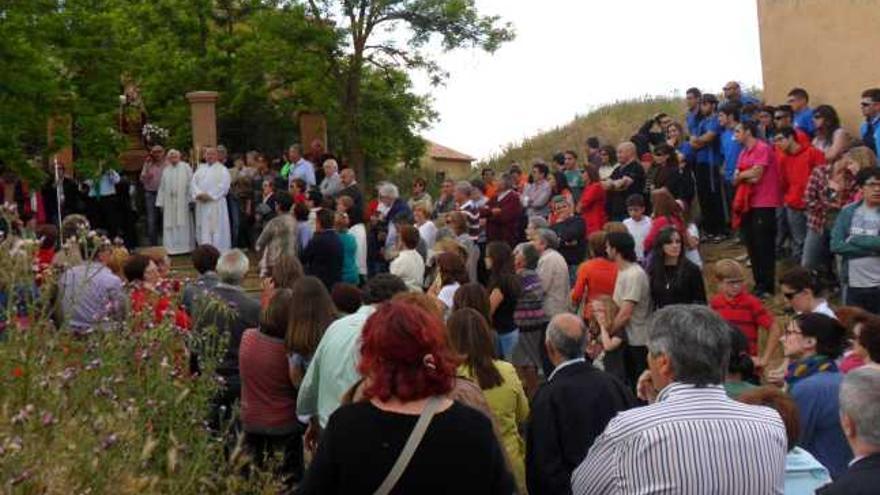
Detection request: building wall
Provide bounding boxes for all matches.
[757,0,880,137]
[420,158,473,180]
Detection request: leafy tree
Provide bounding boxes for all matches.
[303,0,514,181]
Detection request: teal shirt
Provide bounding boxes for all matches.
[338,231,359,284]
[296,305,375,427]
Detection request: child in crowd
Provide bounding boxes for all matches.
[622,194,652,263]
[710,259,780,370]
[588,295,626,384]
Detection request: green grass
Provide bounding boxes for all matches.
[481,96,686,169]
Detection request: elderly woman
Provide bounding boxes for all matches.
[368,182,410,275]
[298,301,515,494]
[319,159,342,197]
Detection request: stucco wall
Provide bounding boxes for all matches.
[757,0,880,136]
[420,158,473,180]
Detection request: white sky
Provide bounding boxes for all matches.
[412,0,764,161]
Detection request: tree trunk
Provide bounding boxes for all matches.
[343,50,366,185]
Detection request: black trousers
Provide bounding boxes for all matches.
[243,429,305,487]
[623,344,648,390]
[695,163,725,236]
[743,207,777,295]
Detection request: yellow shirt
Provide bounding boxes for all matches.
[458,360,529,493]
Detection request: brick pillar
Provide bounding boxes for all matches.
[299,112,327,152]
[186,91,219,163]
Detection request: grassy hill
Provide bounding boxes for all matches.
[481,96,686,168]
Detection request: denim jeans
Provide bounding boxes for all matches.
[847,287,880,315]
[776,207,790,254]
[785,207,808,263]
[144,190,159,246]
[227,195,240,248]
[802,228,832,277]
[496,329,520,361]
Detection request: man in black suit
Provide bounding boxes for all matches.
[526,313,637,495]
[818,367,880,494]
[335,168,363,225]
[192,248,261,432]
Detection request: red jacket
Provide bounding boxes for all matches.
[484,190,523,247]
[578,183,606,235]
[779,144,825,210]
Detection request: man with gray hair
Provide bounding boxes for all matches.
[155,149,193,254]
[483,172,523,248]
[533,228,570,318]
[192,146,231,252]
[526,313,636,495]
[319,158,342,197]
[194,248,260,427]
[817,367,880,494]
[572,305,787,494]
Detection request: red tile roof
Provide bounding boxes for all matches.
[426,140,476,162]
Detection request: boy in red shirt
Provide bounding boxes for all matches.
[774,126,825,263]
[710,259,780,369]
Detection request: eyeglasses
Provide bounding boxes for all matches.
[861,101,875,107]
[782,290,802,300]
[863,181,880,189]
[722,279,744,285]
[773,115,787,120]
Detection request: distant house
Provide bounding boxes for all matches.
[419,140,476,180]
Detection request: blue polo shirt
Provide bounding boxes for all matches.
[794,107,815,137]
[739,94,761,122]
[686,109,699,136]
[860,115,880,154]
[720,127,742,183]
[694,114,722,165]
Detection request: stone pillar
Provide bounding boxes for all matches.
[299,112,327,151]
[186,91,219,164]
[47,116,73,174]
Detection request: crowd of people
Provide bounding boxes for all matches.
[4,81,880,494]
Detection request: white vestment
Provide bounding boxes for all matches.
[155,161,194,254]
[191,162,231,252]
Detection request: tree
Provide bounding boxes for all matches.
[304,0,514,182]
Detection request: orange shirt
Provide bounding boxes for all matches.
[570,257,618,308]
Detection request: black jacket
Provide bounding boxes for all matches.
[526,361,637,495]
[817,453,880,495]
[302,229,343,291]
[335,184,364,225]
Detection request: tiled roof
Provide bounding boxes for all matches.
[426,140,476,162]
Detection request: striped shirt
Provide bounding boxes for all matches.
[571,383,787,495]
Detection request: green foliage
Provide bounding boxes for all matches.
[0,244,278,493]
[483,96,686,170]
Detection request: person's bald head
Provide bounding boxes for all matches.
[723,81,742,99]
[546,313,588,361]
[616,142,636,164]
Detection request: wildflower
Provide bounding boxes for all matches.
[101,433,118,450]
[11,366,23,378]
[41,411,55,426]
[85,358,102,370]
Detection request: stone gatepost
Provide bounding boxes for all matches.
[186,91,219,164]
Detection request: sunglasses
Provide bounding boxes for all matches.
[861,101,875,107]
[773,115,787,120]
[782,290,802,300]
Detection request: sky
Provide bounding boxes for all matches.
[411,0,764,161]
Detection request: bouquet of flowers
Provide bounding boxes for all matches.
[141,123,169,145]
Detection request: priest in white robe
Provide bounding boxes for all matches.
[191,147,232,252]
[155,149,194,254]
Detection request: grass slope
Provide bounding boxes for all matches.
[482,96,685,168]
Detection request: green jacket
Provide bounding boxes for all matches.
[830,199,880,285]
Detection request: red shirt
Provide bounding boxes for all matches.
[578,183,607,235]
[571,257,618,307]
[239,329,298,432]
[778,144,825,210]
[710,291,774,356]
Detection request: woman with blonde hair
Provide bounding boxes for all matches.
[589,295,626,383]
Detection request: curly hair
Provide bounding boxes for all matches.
[358,300,458,402]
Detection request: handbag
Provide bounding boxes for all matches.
[373,396,443,495]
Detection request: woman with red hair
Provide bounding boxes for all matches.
[298,301,514,494]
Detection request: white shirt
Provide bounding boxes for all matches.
[390,249,425,292]
[417,220,438,250]
[572,383,787,495]
[623,216,652,262]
